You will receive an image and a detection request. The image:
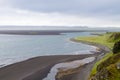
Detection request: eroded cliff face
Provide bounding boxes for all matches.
[90,53,120,80]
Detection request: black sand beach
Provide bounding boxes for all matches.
[0,54,95,80]
[59,38,110,80]
[0,35,110,80]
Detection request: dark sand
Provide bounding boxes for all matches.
[0,37,110,80]
[0,54,95,80]
[56,61,95,80]
[0,30,106,35]
[0,30,84,35]
[57,38,110,80]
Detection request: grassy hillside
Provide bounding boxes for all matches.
[75,32,120,80]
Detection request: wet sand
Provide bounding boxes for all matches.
[0,54,95,80]
[57,38,110,80]
[0,37,110,80]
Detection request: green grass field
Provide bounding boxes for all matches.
[75,33,114,49]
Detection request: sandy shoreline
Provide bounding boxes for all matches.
[54,38,110,80]
[0,38,110,80]
[70,38,110,53]
[0,54,95,80]
[58,38,110,80]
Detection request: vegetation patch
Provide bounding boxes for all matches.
[112,41,120,54]
[90,53,120,80]
[108,32,120,42]
[75,33,114,49]
[90,52,113,77]
[75,32,120,80]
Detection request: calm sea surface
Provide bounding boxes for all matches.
[0,32,96,67]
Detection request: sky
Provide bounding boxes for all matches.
[0,0,120,27]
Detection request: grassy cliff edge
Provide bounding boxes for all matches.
[74,32,120,80]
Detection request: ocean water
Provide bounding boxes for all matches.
[0,32,96,67]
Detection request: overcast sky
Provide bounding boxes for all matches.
[0,0,120,27]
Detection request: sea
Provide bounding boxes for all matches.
[0,32,99,67]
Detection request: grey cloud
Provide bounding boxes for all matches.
[5,0,120,19]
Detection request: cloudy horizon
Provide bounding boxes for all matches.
[0,0,120,27]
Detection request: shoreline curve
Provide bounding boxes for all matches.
[55,38,111,80]
[0,38,111,80]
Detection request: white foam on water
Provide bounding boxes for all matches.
[0,56,32,68]
[74,50,93,55]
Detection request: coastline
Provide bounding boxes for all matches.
[0,30,107,35]
[55,38,110,80]
[70,38,110,53]
[0,54,95,80]
[0,37,110,80]
[0,30,84,35]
